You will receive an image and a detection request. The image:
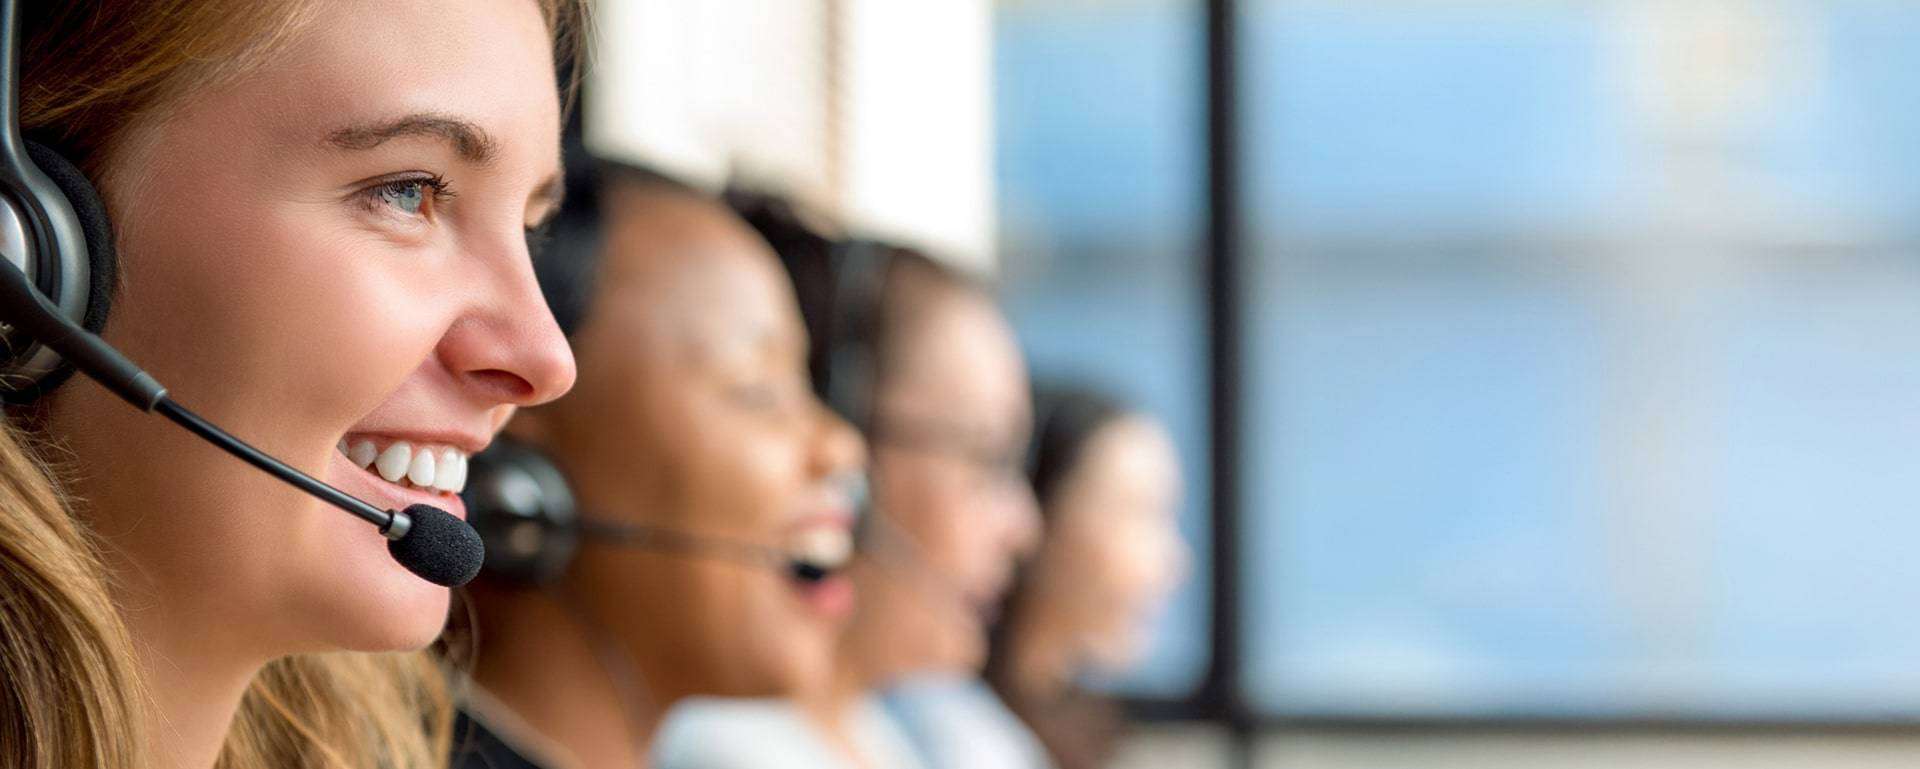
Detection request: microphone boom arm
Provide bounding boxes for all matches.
[154,397,410,539]
[578,519,829,582]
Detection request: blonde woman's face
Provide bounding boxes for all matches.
[49,0,575,654]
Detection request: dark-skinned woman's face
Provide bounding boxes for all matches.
[522,190,865,699]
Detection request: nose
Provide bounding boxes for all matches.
[436,239,579,408]
[1002,477,1043,559]
[1166,529,1193,587]
[810,399,868,478]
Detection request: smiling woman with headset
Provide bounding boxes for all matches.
[654,220,1043,768]
[0,1,583,767]
[451,160,868,769]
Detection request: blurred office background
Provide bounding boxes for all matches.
[592,0,1920,766]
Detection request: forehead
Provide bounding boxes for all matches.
[882,292,1030,429]
[595,195,801,359]
[1083,418,1181,491]
[184,0,561,170]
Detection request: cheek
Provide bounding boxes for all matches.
[872,450,934,513]
[898,504,971,579]
[950,493,1021,578]
[112,193,444,431]
[693,436,834,686]
[711,438,807,537]
[670,410,813,539]
[1096,539,1158,611]
[738,572,830,689]
[864,567,976,670]
[103,75,453,423]
[585,554,690,652]
[886,466,975,572]
[69,161,460,651]
[670,562,822,694]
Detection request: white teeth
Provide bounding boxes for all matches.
[375,442,412,483]
[792,527,853,569]
[348,437,469,493]
[338,438,349,454]
[433,449,466,493]
[407,449,437,488]
[348,440,379,469]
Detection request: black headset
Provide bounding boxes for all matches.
[0,3,118,401]
[466,166,848,587]
[462,437,583,585]
[464,436,842,587]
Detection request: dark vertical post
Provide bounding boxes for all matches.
[1203,0,1252,766]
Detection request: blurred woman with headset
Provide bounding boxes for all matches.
[976,385,1189,769]
[657,210,1042,769]
[865,385,1188,769]
[451,161,868,769]
[0,1,582,766]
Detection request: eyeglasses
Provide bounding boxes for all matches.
[869,415,1029,494]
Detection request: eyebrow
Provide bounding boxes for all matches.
[325,113,498,164]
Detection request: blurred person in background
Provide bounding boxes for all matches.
[656,218,1042,769]
[981,386,1189,769]
[451,162,867,769]
[880,385,1188,769]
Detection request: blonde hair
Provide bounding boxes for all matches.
[2,1,590,767]
[0,424,143,768]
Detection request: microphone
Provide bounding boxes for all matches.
[0,260,485,587]
[577,519,842,584]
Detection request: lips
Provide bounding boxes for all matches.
[793,572,855,619]
[783,509,858,619]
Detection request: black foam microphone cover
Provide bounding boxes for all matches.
[387,504,485,587]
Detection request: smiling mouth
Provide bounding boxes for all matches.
[338,436,470,495]
[785,524,856,576]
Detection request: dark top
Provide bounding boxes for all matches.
[451,709,549,769]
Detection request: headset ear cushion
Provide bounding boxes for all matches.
[463,439,581,586]
[25,140,115,336]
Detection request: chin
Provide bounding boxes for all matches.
[296,526,454,653]
[722,645,816,698]
[766,641,832,696]
[937,632,989,677]
[355,577,453,651]
[1087,636,1143,675]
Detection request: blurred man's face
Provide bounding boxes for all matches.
[522,189,865,700]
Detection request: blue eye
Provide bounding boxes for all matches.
[377,181,427,215]
[362,174,451,219]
